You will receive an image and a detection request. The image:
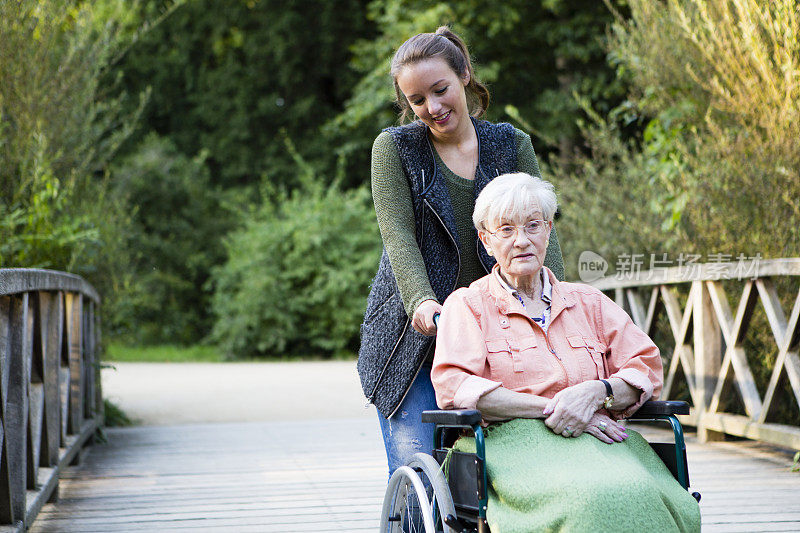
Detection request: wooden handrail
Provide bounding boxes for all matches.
[589,258,800,450]
[0,268,101,531]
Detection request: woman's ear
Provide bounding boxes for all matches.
[462,69,471,86]
[478,230,493,256]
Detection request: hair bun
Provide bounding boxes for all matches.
[435,26,453,37]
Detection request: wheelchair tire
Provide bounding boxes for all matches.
[379,453,457,533]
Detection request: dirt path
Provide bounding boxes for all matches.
[101,361,377,425]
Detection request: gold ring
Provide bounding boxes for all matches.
[598,421,608,431]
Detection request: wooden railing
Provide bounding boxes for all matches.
[590,258,800,450]
[0,269,101,532]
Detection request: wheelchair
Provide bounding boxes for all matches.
[379,400,702,533]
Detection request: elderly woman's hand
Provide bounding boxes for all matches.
[584,412,628,443]
[412,299,442,336]
[542,380,606,438]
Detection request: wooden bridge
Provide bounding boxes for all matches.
[1,264,800,532]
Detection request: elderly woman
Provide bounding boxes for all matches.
[432,173,701,532]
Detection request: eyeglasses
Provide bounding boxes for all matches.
[486,220,549,240]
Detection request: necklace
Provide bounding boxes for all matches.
[514,292,548,325]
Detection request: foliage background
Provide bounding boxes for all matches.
[2,0,798,375]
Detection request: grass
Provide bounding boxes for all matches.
[104,342,359,362]
[103,399,134,427]
[105,343,226,363]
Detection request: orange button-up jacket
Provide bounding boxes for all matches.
[431,266,663,419]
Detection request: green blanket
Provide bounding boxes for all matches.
[452,419,701,533]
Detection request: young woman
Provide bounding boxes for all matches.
[357,26,565,477]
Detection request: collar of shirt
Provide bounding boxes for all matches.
[493,267,552,305]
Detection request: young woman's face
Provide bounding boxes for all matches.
[396,57,470,138]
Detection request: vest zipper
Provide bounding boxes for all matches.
[423,197,461,289]
[366,317,412,407]
[385,198,461,419]
[386,341,434,418]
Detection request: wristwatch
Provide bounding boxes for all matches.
[599,379,614,409]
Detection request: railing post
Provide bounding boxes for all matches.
[40,292,61,468]
[4,294,30,526]
[65,293,83,437]
[693,280,725,442]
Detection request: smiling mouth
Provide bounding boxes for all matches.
[433,111,451,123]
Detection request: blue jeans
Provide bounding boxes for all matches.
[377,365,437,477]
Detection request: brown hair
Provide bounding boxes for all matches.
[390,26,490,123]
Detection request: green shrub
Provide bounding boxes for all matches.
[109,134,233,344]
[209,160,382,359]
[0,0,154,352]
[0,1,141,269]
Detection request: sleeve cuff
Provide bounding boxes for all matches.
[452,375,502,410]
[610,368,654,419]
[408,295,438,318]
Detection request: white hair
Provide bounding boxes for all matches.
[472,172,558,231]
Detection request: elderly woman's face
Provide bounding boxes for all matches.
[479,206,552,283]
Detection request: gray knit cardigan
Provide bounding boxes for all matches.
[358,118,517,418]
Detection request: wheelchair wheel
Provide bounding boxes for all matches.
[380,453,457,533]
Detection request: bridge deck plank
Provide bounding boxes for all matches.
[28,419,800,532]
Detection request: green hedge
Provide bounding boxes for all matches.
[209,174,381,359]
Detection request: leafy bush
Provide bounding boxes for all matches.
[548,108,682,280]
[109,134,233,344]
[549,0,800,276]
[209,151,382,359]
[0,1,139,267]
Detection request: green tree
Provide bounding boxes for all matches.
[114,0,374,189]
[95,0,378,345]
[607,0,800,258]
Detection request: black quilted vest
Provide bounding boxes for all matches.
[357,118,517,418]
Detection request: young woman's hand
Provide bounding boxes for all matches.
[412,299,442,336]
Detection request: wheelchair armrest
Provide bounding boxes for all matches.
[422,409,482,427]
[629,400,690,417]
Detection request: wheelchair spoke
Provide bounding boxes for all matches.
[380,456,456,533]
